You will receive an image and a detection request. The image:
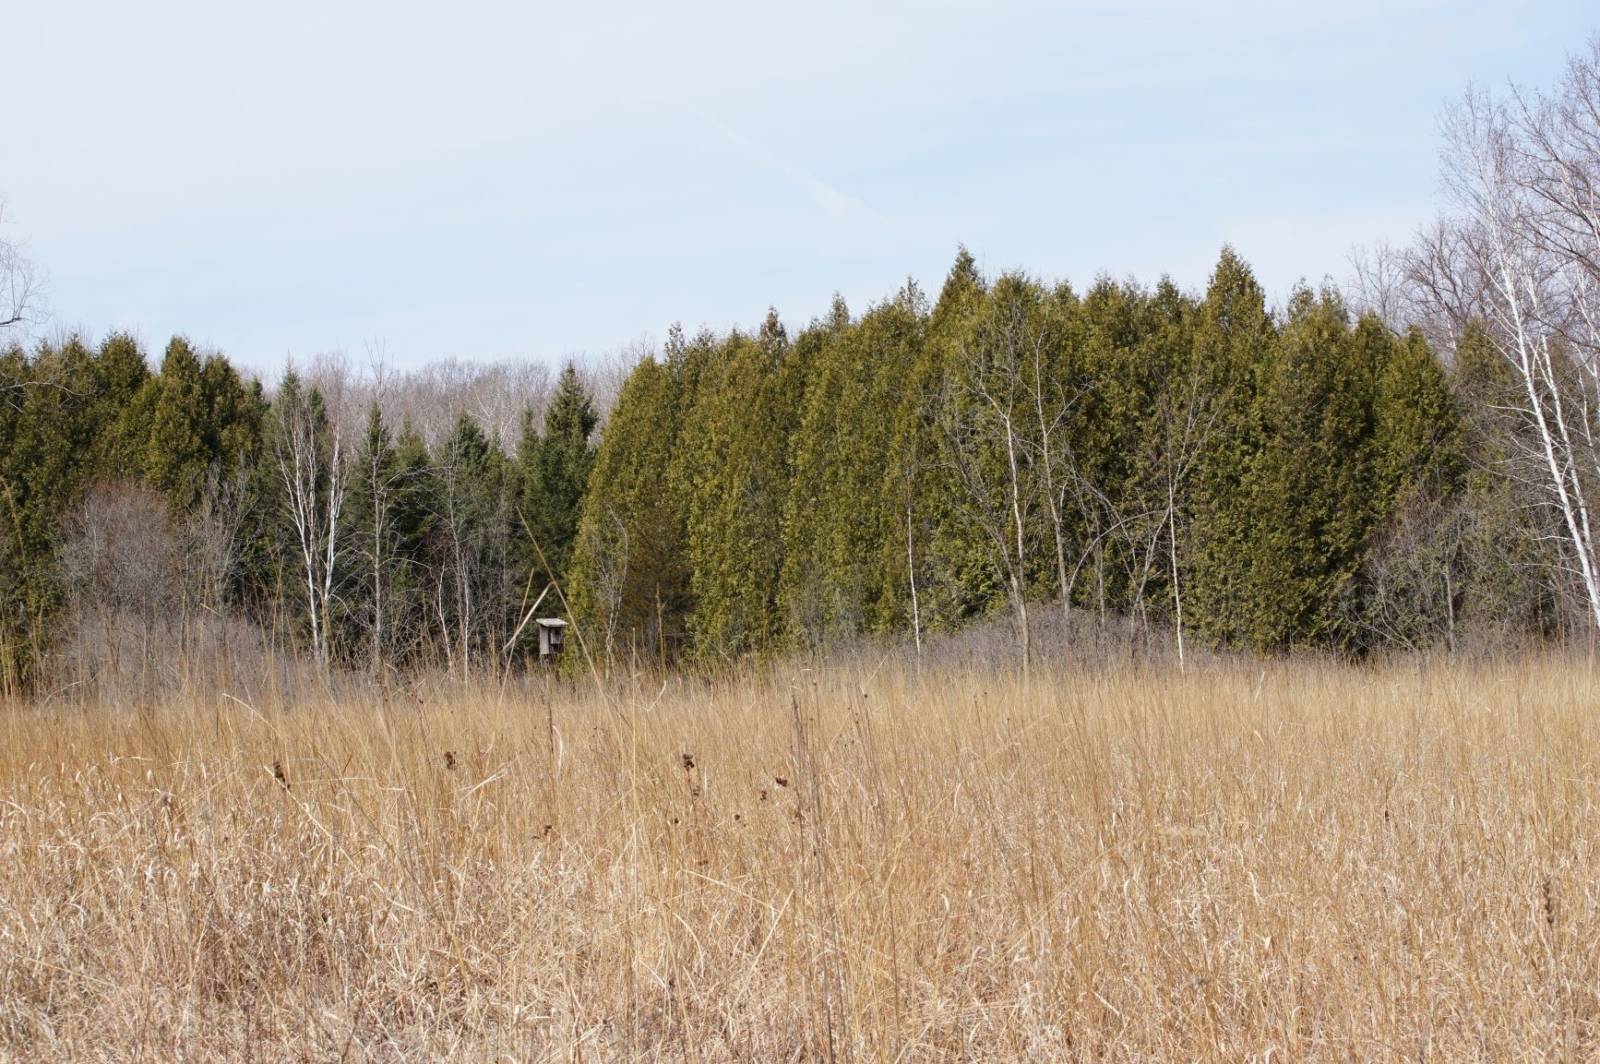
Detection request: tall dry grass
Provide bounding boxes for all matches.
[2,656,1599,1060]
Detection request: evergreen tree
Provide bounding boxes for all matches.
[119,337,262,510]
[348,403,401,672]
[1240,288,1383,650]
[782,293,931,645]
[936,271,1071,664]
[86,333,151,474]
[1105,279,1202,645]
[569,352,690,664]
[1347,326,1468,650]
[672,310,807,659]
[1187,248,1276,648]
[518,362,599,588]
[385,422,440,663]
[1069,276,1154,618]
[885,249,994,636]
[1,240,1575,682]
[0,336,150,690]
[1373,327,1462,501]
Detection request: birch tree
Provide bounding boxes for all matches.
[271,369,349,668]
[1422,53,1600,630]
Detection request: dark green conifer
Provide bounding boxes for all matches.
[518,363,599,587]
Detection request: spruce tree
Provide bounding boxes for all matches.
[349,403,401,671]
[385,422,439,663]
[518,362,598,588]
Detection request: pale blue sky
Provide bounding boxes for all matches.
[2,1,1595,372]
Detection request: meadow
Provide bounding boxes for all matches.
[2,655,1599,1060]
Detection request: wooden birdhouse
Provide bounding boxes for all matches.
[535,618,568,661]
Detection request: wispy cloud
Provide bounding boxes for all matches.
[676,101,871,221]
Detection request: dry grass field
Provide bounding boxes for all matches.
[3,656,1600,1060]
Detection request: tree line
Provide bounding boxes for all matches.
[0,339,602,695]
[565,248,1563,671]
[8,42,1600,692]
[0,252,1574,695]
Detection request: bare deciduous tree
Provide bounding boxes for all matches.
[939,276,1043,673]
[1414,46,1600,630]
[1021,291,1086,636]
[272,368,350,668]
[1347,241,1412,335]
[0,199,40,333]
[584,508,630,667]
[59,481,181,692]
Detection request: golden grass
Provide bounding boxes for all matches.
[2,656,1600,1060]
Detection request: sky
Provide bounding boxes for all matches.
[2,0,1597,374]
